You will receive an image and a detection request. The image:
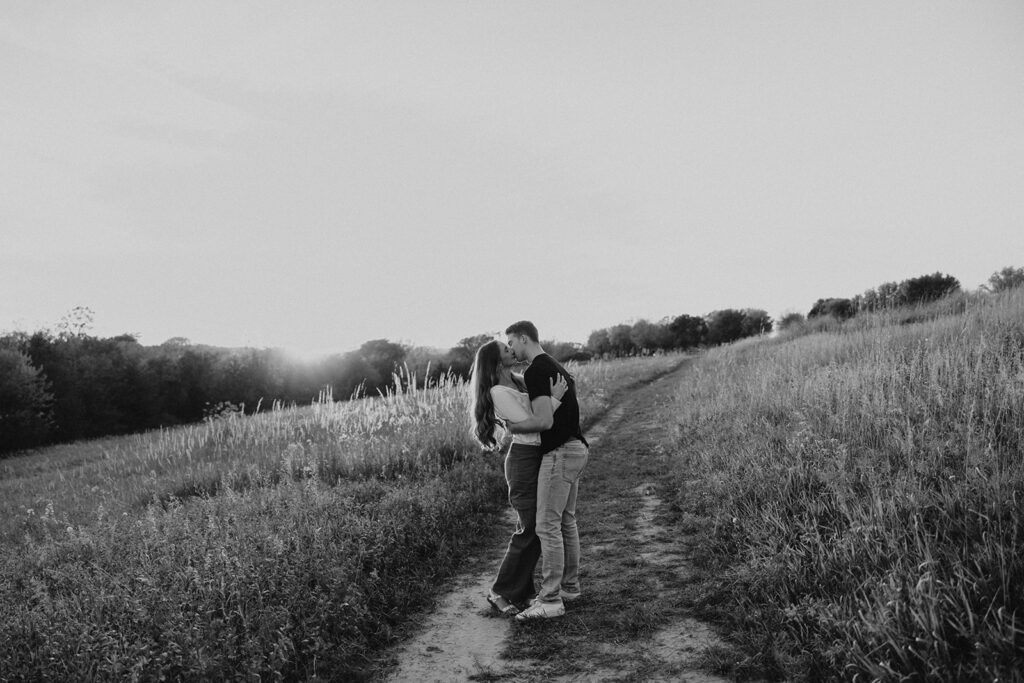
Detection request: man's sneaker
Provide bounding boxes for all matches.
[559,589,582,602]
[515,599,565,621]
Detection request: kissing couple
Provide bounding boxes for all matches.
[469,320,590,621]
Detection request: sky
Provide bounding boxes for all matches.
[2,1,1023,358]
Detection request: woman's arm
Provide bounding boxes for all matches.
[506,400,553,433]
[506,375,568,434]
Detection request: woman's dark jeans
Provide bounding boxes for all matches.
[491,442,543,604]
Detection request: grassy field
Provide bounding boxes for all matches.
[668,289,1024,680]
[0,353,684,681]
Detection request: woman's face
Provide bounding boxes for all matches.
[498,342,517,367]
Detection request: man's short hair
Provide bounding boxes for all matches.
[505,320,539,343]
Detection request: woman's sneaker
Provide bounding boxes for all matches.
[559,588,582,602]
[515,599,565,621]
[487,592,520,616]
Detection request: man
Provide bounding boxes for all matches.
[505,320,589,621]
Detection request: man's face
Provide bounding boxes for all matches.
[506,334,527,362]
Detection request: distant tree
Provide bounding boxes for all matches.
[808,298,856,320]
[213,350,280,411]
[897,272,960,305]
[876,282,900,309]
[19,332,121,440]
[740,309,773,337]
[542,340,590,362]
[629,320,672,353]
[586,329,611,356]
[162,337,192,348]
[446,333,496,378]
[668,314,707,349]
[607,324,635,356]
[403,346,450,385]
[859,288,880,311]
[320,353,370,400]
[55,306,95,340]
[174,349,218,421]
[0,349,55,454]
[653,320,677,349]
[778,312,805,331]
[628,320,653,352]
[357,339,407,392]
[705,309,746,346]
[986,266,1024,293]
[70,336,151,436]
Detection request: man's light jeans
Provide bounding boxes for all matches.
[535,439,589,603]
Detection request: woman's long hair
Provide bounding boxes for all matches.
[469,340,504,450]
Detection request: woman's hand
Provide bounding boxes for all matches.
[550,374,569,401]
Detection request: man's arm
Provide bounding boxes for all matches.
[507,396,554,434]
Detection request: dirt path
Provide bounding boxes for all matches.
[379,362,731,682]
[373,504,540,682]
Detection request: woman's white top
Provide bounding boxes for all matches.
[491,385,562,446]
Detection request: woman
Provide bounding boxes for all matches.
[470,339,568,616]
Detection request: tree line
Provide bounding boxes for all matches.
[586,308,773,357]
[778,266,1024,330]
[0,315,600,456]
[4,265,1021,456]
[0,304,766,455]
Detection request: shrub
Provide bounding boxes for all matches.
[807,297,855,320]
[986,265,1024,293]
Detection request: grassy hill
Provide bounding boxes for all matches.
[668,288,1024,680]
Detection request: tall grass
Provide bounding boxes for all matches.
[0,353,684,680]
[670,289,1024,680]
[0,368,471,546]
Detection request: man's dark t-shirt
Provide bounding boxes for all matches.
[524,353,588,456]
